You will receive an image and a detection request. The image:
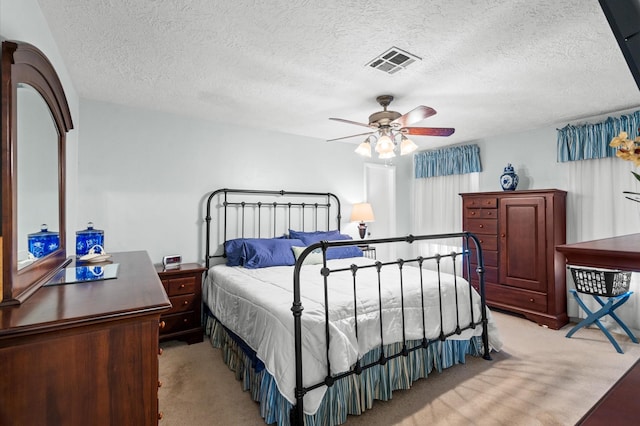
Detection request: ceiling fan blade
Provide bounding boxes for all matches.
[392,106,437,127]
[329,117,375,129]
[326,131,374,142]
[402,127,455,137]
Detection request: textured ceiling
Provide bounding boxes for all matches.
[37,0,640,149]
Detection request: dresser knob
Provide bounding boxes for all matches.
[479,239,483,243]
[158,380,163,388]
[183,300,189,305]
[158,412,163,420]
[501,233,506,237]
[479,224,484,228]
[158,348,163,356]
[159,321,166,329]
[471,211,476,215]
[529,298,534,302]
[180,284,185,289]
[183,318,188,323]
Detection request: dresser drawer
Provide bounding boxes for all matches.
[470,264,498,283]
[475,235,497,251]
[485,283,547,312]
[166,294,197,315]
[465,208,497,219]
[463,198,497,209]
[469,248,497,267]
[465,218,498,234]
[161,312,198,334]
[163,277,196,296]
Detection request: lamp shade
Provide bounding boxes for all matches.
[354,140,372,157]
[350,203,375,223]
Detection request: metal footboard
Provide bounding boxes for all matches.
[290,232,490,424]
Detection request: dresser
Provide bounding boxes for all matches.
[156,263,206,344]
[0,251,171,425]
[461,189,567,329]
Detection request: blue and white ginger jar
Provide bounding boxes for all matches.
[500,164,519,191]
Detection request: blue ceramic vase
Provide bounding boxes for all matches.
[500,164,519,191]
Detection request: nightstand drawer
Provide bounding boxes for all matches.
[166,277,196,296]
[167,294,197,314]
[161,312,198,334]
[156,263,206,344]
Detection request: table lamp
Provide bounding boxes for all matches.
[350,203,375,239]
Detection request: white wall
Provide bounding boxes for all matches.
[474,126,565,192]
[0,0,80,249]
[78,99,367,264]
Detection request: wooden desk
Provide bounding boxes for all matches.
[0,251,171,425]
[556,233,640,271]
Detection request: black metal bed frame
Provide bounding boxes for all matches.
[204,188,490,426]
[205,188,341,268]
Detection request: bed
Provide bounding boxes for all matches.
[202,188,501,426]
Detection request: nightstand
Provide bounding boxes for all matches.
[156,263,207,344]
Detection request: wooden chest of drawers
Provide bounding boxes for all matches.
[461,189,567,329]
[156,263,206,344]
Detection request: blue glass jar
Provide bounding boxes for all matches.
[76,222,104,256]
[28,224,60,258]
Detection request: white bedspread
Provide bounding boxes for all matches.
[203,257,502,414]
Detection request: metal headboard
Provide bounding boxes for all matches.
[204,188,342,268]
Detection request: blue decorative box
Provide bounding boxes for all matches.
[76,222,104,256]
[28,224,60,258]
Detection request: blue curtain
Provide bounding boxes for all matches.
[414,144,482,179]
[557,110,640,162]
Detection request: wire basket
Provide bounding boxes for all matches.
[568,266,632,296]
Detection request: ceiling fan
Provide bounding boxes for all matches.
[327,95,455,158]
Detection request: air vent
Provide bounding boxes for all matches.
[366,47,421,74]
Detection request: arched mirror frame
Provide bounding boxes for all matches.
[1,40,73,305]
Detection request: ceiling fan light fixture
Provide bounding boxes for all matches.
[355,140,372,157]
[375,133,394,154]
[400,135,418,155]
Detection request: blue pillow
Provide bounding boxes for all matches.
[224,238,249,266]
[225,237,289,266]
[325,234,363,260]
[243,238,305,269]
[289,229,340,245]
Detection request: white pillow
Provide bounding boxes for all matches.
[291,246,324,265]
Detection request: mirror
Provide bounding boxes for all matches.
[17,84,60,269]
[1,40,73,305]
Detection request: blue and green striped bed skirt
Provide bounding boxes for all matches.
[204,314,484,426]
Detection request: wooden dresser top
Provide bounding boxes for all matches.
[0,250,171,337]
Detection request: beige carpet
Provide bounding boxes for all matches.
[159,311,640,425]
